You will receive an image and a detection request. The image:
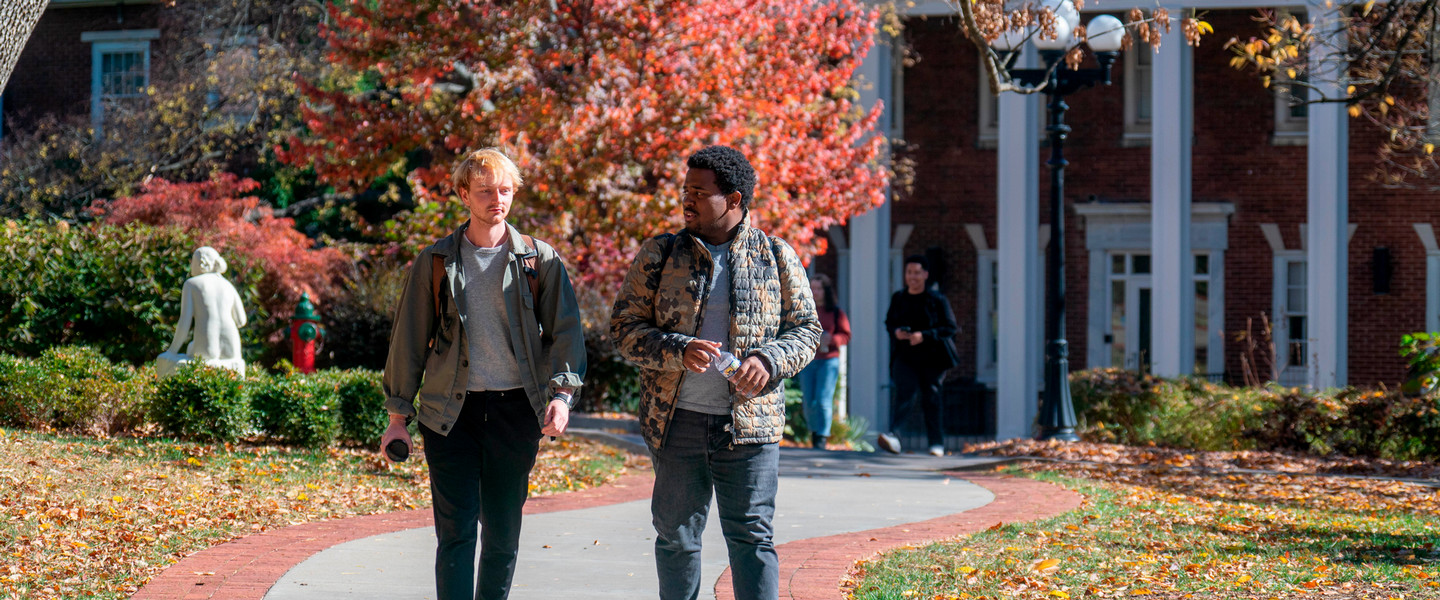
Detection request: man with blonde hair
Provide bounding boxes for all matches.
[381,147,587,600]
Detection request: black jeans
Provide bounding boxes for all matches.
[890,360,946,448]
[420,389,541,600]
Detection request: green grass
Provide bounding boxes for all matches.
[849,466,1440,599]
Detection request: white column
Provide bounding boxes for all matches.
[995,47,1042,441]
[1416,224,1440,334]
[1150,25,1195,376]
[1306,7,1349,388]
[846,35,894,436]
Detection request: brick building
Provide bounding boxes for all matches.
[4,0,163,138]
[833,1,1440,443]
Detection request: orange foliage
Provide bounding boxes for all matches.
[89,174,350,313]
[281,0,890,314]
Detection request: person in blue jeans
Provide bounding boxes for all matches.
[797,274,850,449]
[610,145,820,600]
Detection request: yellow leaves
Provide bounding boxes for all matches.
[1196,21,1214,35]
[1425,143,1435,155]
[1286,68,1297,79]
[1349,105,1363,118]
[957,566,977,574]
[1034,558,1061,572]
[1048,591,1070,598]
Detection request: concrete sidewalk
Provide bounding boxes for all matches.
[264,444,1000,599]
[132,424,1083,600]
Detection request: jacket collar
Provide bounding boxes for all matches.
[679,221,761,249]
[434,221,535,259]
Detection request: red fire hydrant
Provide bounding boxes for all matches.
[289,293,324,373]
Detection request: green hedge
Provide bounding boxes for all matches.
[1070,368,1440,460]
[152,362,252,442]
[0,346,154,434]
[0,346,389,448]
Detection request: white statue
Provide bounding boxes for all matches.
[156,247,248,377]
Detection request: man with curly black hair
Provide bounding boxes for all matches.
[611,144,820,600]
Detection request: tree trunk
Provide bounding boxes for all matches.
[0,0,46,94]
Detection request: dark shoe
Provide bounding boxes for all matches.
[811,433,827,450]
[877,433,901,454]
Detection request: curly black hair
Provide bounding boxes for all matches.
[686,145,756,211]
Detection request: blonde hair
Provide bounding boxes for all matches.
[451,147,523,192]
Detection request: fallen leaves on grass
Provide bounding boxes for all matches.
[0,428,632,600]
[848,441,1440,600]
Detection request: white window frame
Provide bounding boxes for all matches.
[1122,44,1153,144]
[1272,9,1309,145]
[83,29,159,132]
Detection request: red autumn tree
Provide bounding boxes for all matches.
[280,0,889,324]
[89,174,351,315]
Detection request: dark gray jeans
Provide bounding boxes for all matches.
[651,408,780,600]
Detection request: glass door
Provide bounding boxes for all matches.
[1107,253,1153,372]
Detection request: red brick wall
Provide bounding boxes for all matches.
[6,5,163,132]
[895,10,1440,388]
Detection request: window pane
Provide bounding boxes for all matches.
[1287,287,1306,313]
[1133,254,1151,275]
[1194,254,1209,275]
[101,51,146,97]
[1195,281,1209,374]
[1111,254,1125,274]
[1287,261,1306,286]
[1110,280,1126,367]
[1289,315,1307,367]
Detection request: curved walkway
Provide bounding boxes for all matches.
[132,439,1080,600]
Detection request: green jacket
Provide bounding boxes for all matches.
[610,224,820,449]
[383,223,586,435]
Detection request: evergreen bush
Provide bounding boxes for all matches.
[152,363,251,442]
[250,372,340,448]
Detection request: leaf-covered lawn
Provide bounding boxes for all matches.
[848,441,1440,600]
[0,427,635,600]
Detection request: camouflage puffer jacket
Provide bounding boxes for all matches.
[610,224,820,449]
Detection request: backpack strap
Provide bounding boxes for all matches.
[430,235,543,327]
[521,234,540,302]
[431,254,446,320]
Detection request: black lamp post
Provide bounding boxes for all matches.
[995,12,1125,441]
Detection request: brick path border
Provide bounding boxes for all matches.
[130,472,654,600]
[714,473,1083,600]
[132,470,1078,600]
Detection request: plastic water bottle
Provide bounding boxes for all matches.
[710,350,741,380]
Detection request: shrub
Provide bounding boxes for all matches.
[40,346,154,434]
[1069,367,1440,460]
[0,347,155,434]
[152,363,251,442]
[327,368,387,445]
[0,354,55,428]
[250,372,341,448]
